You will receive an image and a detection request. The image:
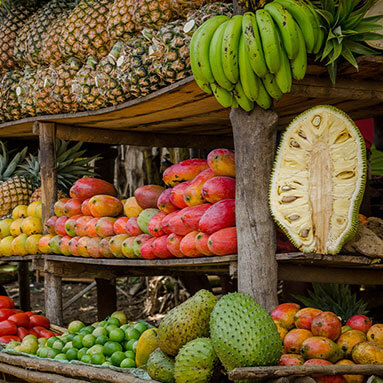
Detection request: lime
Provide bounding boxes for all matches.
[125,328,140,341]
[87,344,104,356]
[124,350,135,360]
[52,340,64,351]
[68,320,85,334]
[60,335,69,344]
[98,320,107,327]
[46,337,58,348]
[120,358,136,368]
[123,339,136,351]
[103,341,122,357]
[77,347,89,360]
[38,338,47,346]
[82,334,96,348]
[72,334,84,349]
[102,361,112,366]
[55,353,67,361]
[66,334,75,341]
[133,322,147,334]
[91,353,106,365]
[111,311,127,325]
[38,347,49,358]
[95,335,108,345]
[132,341,138,353]
[47,348,59,359]
[80,354,91,364]
[106,324,119,334]
[109,328,125,343]
[107,317,120,327]
[80,325,95,335]
[92,327,107,338]
[110,351,126,367]
[66,348,78,361]
[120,324,130,332]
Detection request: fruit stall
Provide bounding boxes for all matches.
[0,0,382,381]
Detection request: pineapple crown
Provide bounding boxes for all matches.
[0,141,28,182]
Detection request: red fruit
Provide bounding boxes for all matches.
[167,234,184,258]
[0,298,13,310]
[74,216,93,237]
[141,237,157,260]
[271,303,301,330]
[95,217,116,238]
[183,168,215,207]
[81,199,91,215]
[284,329,313,354]
[161,210,180,235]
[346,315,372,333]
[202,176,236,203]
[126,217,143,236]
[295,308,323,330]
[0,320,17,335]
[54,198,70,217]
[207,148,235,177]
[85,217,99,238]
[58,236,72,256]
[16,327,30,340]
[207,227,237,256]
[157,189,177,214]
[46,216,58,235]
[304,359,345,383]
[180,231,202,258]
[170,182,191,209]
[163,159,209,187]
[168,210,193,236]
[55,216,68,236]
[24,312,33,317]
[29,315,50,329]
[135,185,165,209]
[199,199,235,234]
[1,297,14,309]
[86,237,102,258]
[37,327,55,339]
[64,214,83,237]
[29,328,39,337]
[279,354,305,366]
[195,232,213,256]
[8,313,29,328]
[133,234,152,258]
[77,237,90,257]
[148,212,167,237]
[0,335,20,343]
[63,199,82,217]
[152,235,174,259]
[70,178,117,200]
[68,237,80,256]
[0,309,15,322]
[181,204,211,231]
[99,237,113,258]
[113,217,129,235]
[89,195,122,217]
[311,312,342,341]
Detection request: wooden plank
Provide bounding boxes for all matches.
[44,271,63,326]
[230,105,279,312]
[18,262,30,312]
[96,278,117,321]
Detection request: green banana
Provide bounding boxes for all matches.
[262,73,283,100]
[193,76,212,94]
[234,82,254,112]
[238,34,259,102]
[264,2,299,60]
[254,76,272,110]
[256,9,281,74]
[275,43,292,94]
[274,0,317,54]
[290,24,307,81]
[190,15,229,86]
[305,1,323,55]
[209,21,234,91]
[222,15,243,84]
[242,12,268,78]
[211,83,234,108]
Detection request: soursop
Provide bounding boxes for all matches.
[147,348,175,383]
[209,293,282,372]
[174,338,218,383]
[158,289,217,356]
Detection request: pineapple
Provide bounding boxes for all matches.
[16,67,38,117]
[131,0,173,30]
[34,67,62,115]
[60,0,113,62]
[106,0,137,42]
[0,71,25,122]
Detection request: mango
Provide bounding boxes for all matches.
[294,308,322,330]
[180,231,202,258]
[135,328,159,369]
[301,337,344,362]
[163,159,208,187]
[38,235,54,254]
[109,234,130,258]
[161,210,180,235]
[168,211,193,236]
[113,217,129,235]
[77,237,90,257]
[86,237,102,258]
[64,214,83,237]
[202,176,236,203]
[11,234,28,256]
[0,236,14,257]
[166,233,184,258]
[0,219,12,239]
[207,227,237,256]
[141,237,156,260]
[54,198,70,217]
[135,185,165,209]
[273,320,289,341]
[367,324,383,345]
[85,217,99,237]
[25,234,42,255]
[123,197,143,218]
[183,169,215,206]
[284,329,313,354]
[279,354,304,366]
[45,216,58,235]
[68,236,80,256]
[271,303,301,330]
[89,195,122,217]
[81,199,91,215]
[336,330,366,358]
[49,235,62,255]
[199,199,235,234]
[99,237,113,258]
[95,217,116,238]
[121,237,136,258]
[137,209,160,234]
[132,234,152,258]
[148,212,166,237]
[346,315,372,333]
[303,359,346,383]
[58,235,72,256]
[64,199,82,217]
[54,216,68,236]
[70,178,117,200]
[170,181,190,209]
[352,341,383,364]
[157,189,177,214]
[126,217,143,236]
[74,216,93,237]
[207,148,235,177]
[12,205,28,220]
[195,232,213,256]
[181,204,211,231]
[336,360,364,383]
[21,217,43,236]
[152,235,174,259]
[312,312,342,341]
[10,218,23,236]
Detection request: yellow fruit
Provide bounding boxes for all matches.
[0,236,14,256]
[124,197,143,218]
[19,337,38,354]
[38,234,54,254]
[273,320,289,341]
[12,205,28,220]
[25,234,43,255]
[135,328,159,369]
[11,234,28,256]
[352,341,383,364]
[10,218,24,236]
[0,219,13,239]
[21,217,43,235]
[27,201,42,218]
[367,324,383,346]
[336,359,364,383]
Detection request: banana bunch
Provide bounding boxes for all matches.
[190,0,322,112]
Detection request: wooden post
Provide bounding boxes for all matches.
[45,272,63,325]
[96,278,117,321]
[18,262,30,311]
[230,106,279,312]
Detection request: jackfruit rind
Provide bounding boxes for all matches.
[209,293,283,372]
[174,338,218,383]
[269,105,367,254]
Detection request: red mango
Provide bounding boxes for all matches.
[70,178,117,200]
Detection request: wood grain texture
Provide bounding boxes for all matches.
[231,106,279,312]
[96,278,117,321]
[44,272,63,326]
[18,262,30,311]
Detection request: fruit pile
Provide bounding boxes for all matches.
[272,303,383,379]
[0,201,43,257]
[39,148,237,259]
[0,295,53,344]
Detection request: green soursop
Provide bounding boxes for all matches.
[158,289,217,356]
[209,293,282,372]
[174,338,218,383]
[147,348,175,383]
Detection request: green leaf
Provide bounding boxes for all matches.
[321,39,335,61]
[344,40,379,54]
[341,46,359,69]
[353,32,383,41]
[354,21,383,33]
[327,61,338,84]
[327,40,342,64]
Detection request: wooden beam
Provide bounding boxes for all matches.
[44,271,63,326]
[18,262,30,311]
[96,278,117,321]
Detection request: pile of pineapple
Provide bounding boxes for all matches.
[0,0,232,123]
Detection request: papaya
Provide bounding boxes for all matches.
[157,189,177,214]
[352,341,383,364]
[163,159,208,186]
[89,195,122,217]
[170,181,190,209]
[207,149,235,177]
[70,178,117,200]
[301,336,343,363]
[199,199,236,234]
[135,185,165,209]
[180,231,202,258]
[208,227,237,256]
[152,235,174,259]
[202,176,236,203]
[148,212,167,237]
[137,209,160,234]
[166,233,184,258]
[183,169,215,207]
[180,204,211,231]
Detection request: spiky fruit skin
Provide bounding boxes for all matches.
[271,303,301,330]
[301,337,344,363]
[367,324,383,346]
[163,159,208,187]
[174,338,218,383]
[346,315,372,334]
[294,308,323,330]
[279,354,304,366]
[311,312,342,341]
[210,292,283,372]
[352,341,383,364]
[158,289,217,356]
[147,348,175,383]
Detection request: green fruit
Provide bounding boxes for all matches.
[87,344,104,356]
[80,325,95,335]
[124,339,136,351]
[102,361,112,366]
[111,311,127,325]
[137,209,160,234]
[109,328,125,343]
[106,324,119,334]
[120,358,136,368]
[47,337,59,348]
[38,347,50,358]
[98,320,107,327]
[120,324,130,331]
[66,348,79,361]
[104,341,123,356]
[147,348,175,383]
[78,347,89,360]
[111,351,126,366]
[47,348,59,359]
[209,292,282,372]
[51,340,64,352]
[92,326,108,338]
[107,317,121,327]
[174,338,218,383]
[55,353,67,361]
[82,334,96,348]
[133,322,148,334]
[91,353,106,365]
[132,341,138,353]
[125,350,135,359]
[96,335,108,345]
[68,320,85,334]
[72,334,84,349]
[125,328,140,341]
[158,289,217,356]
[81,354,91,364]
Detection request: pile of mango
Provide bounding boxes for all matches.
[38,148,237,259]
[0,201,42,256]
[272,303,383,382]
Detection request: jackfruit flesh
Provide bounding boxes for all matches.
[269,105,366,254]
